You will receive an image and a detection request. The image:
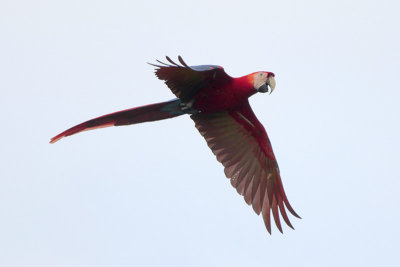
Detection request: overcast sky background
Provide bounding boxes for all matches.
[1,0,399,266]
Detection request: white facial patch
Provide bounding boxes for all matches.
[253,72,268,90]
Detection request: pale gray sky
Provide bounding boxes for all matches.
[1,0,400,266]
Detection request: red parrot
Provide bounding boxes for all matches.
[50,56,300,234]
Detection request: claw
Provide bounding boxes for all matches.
[180,99,198,114]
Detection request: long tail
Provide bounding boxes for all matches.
[50,98,184,143]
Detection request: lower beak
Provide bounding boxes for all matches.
[258,83,269,93]
[258,76,276,94]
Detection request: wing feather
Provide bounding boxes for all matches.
[151,56,232,103]
[191,101,300,234]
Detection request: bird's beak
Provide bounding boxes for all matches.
[258,83,269,93]
[267,75,276,94]
[258,75,276,94]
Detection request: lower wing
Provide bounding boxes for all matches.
[191,100,300,233]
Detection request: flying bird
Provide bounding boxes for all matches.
[50,56,300,234]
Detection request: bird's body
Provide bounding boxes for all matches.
[192,75,255,112]
[51,56,300,234]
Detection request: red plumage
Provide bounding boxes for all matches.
[51,56,300,234]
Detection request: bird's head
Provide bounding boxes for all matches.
[253,72,276,94]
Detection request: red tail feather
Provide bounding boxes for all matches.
[50,99,183,143]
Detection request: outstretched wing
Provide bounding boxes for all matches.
[150,56,232,103]
[191,101,300,233]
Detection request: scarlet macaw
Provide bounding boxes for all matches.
[50,56,300,234]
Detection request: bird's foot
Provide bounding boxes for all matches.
[180,99,198,114]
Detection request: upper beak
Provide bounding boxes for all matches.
[267,76,276,94]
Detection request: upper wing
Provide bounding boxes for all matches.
[191,101,300,233]
[150,56,232,103]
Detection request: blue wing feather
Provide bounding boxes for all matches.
[189,65,223,71]
[151,56,232,102]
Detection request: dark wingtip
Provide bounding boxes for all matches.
[288,206,302,219]
[165,56,180,66]
[277,178,302,219]
[149,57,186,69]
[262,208,272,235]
[147,62,161,68]
[178,55,189,68]
[266,225,272,235]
